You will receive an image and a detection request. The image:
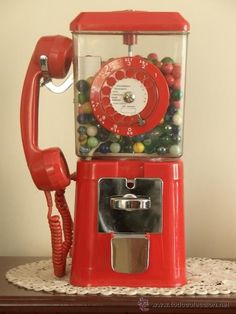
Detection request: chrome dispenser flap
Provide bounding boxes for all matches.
[111,235,149,274]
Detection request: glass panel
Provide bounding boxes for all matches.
[73,33,188,158]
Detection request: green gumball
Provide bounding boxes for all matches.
[87,136,99,148]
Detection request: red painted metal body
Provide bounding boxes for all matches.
[70,159,186,287]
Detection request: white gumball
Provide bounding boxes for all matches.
[173,113,182,126]
[169,145,182,156]
[86,125,98,137]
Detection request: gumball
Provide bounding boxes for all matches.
[132,134,145,142]
[123,143,134,153]
[147,53,158,60]
[173,113,183,126]
[161,63,173,74]
[143,138,152,146]
[79,145,90,155]
[79,134,88,145]
[78,126,87,134]
[163,124,173,134]
[78,92,89,104]
[169,87,173,96]
[165,74,175,87]
[133,142,145,153]
[77,105,85,115]
[149,59,158,66]
[76,79,90,92]
[171,89,182,101]
[147,53,158,66]
[161,57,174,64]
[171,134,181,144]
[109,134,121,142]
[167,104,178,115]
[149,126,163,139]
[97,125,110,141]
[164,113,173,123]
[173,78,181,90]
[160,135,172,145]
[169,145,181,156]
[99,142,110,154]
[122,137,134,153]
[171,125,180,135]
[87,136,99,148]
[172,100,181,109]
[86,76,94,85]
[172,64,181,78]
[156,146,167,155]
[156,61,162,68]
[110,142,121,153]
[82,101,92,113]
[77,113,87,124]
[144,145,155,154]
[143,139,156,154]
[86,125,98,137]
[86,113,96,124]
[144,144,156,154]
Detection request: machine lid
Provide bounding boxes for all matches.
[70,11,190,32]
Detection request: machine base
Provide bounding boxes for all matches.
[70,159,186,287]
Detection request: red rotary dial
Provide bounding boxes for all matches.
[90,56,169,136]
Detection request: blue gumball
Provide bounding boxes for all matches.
[99,142,110,153]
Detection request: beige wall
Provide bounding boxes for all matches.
[0,0,236,258]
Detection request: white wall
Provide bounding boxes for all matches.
[0,0,236,258]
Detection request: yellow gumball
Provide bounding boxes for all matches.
[133,142,145,153]
[86,76,94,85]
[82,101,92,113]
[79,134,87,145]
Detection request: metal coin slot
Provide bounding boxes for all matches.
[126,180,135,189]
[110,194,151,211]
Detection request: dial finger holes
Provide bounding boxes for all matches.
[126,69,135,78]
[106,77,116,86]
[102,97,110,107]
[106,107,115,116]
[101,86,111,95]
[135,71,145,81]
[144,77,153,88]
[115,70,125,80]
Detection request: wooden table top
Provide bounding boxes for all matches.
[0,256,236,313]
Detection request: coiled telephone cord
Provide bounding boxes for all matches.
[44,189,73,277]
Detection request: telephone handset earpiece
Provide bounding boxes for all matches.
[20,36,72,191]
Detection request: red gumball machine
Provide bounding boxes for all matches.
[20,11,190,287]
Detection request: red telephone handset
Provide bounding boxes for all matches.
[20,36,73,277]
[20,35,72,191]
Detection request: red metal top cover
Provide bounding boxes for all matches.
[70,11,190,32]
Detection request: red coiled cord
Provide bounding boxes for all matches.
[44,189,73,277]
